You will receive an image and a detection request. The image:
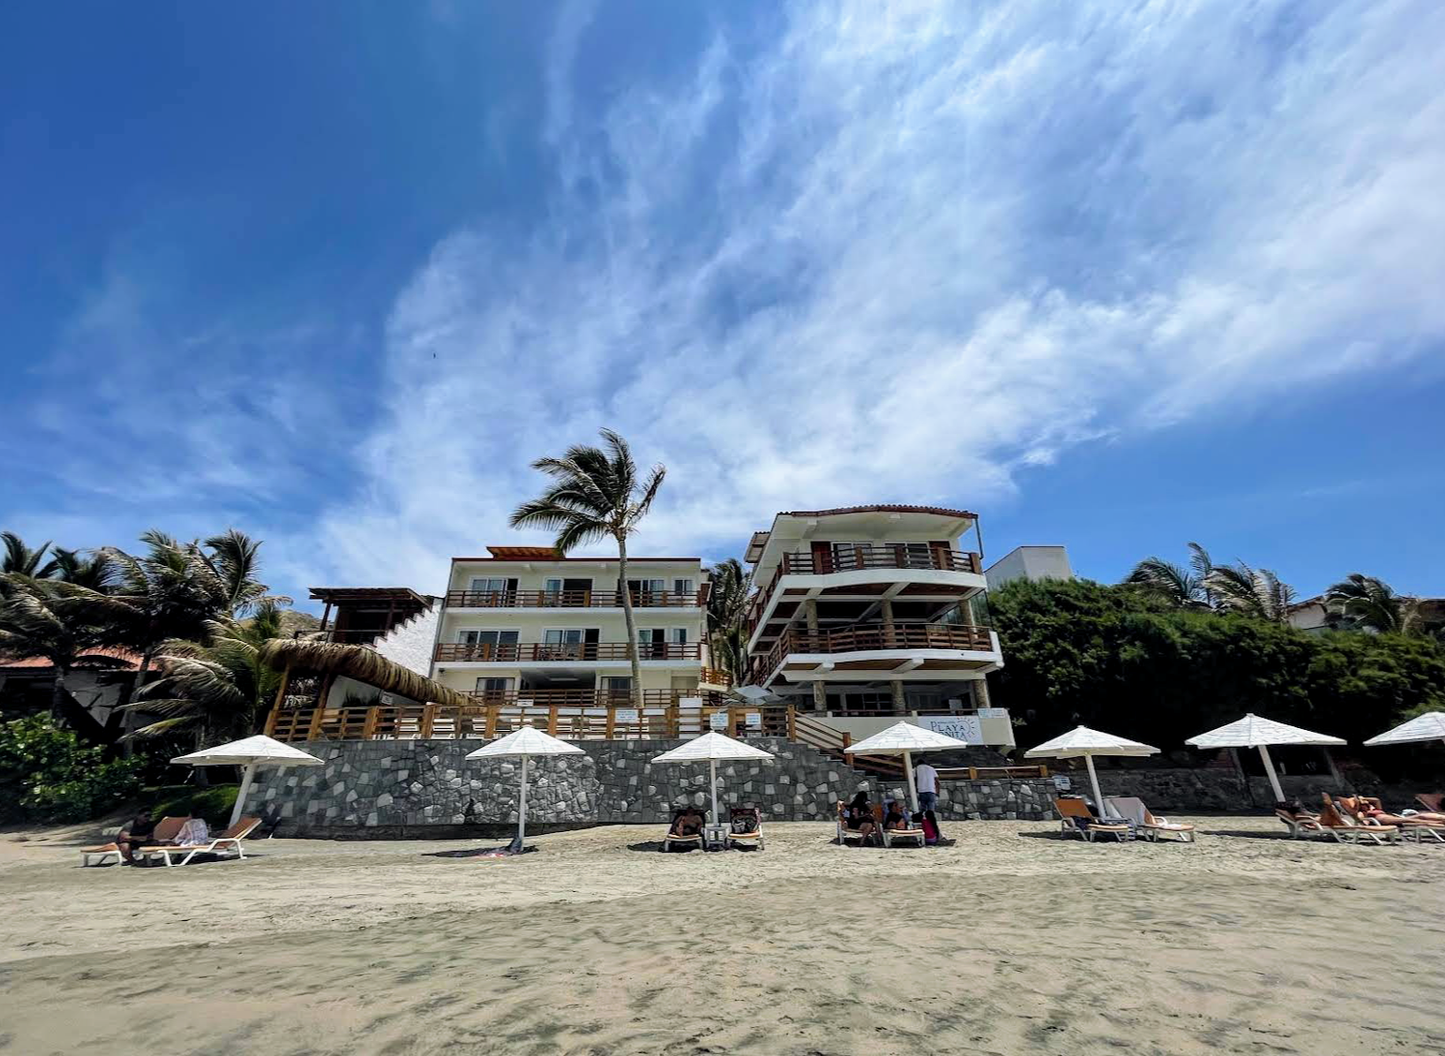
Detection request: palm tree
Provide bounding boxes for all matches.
[52,547,117,591]
[510,429,666,710]
[0,577,122,723]
[1206,561,1296,623]
[204,529,288,615]
[2,531,58,578]
[1124,542,1214,608]
[127,601,285,746]
[1323,574,1412,634]
[705,557,753,683]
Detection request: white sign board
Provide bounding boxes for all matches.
[977,707,1007,719]
[709,712,729,730]
[614,709,639,724]
[919,715,983,744]
[379,692,394,705]
[745,712,762,729]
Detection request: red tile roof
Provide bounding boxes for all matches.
[778,504,978,520]
[0,646,143,671]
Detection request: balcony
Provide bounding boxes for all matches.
[434,641,702,663]
[778,545,981,576]
[754,621,997,682]
[444,589,703,609]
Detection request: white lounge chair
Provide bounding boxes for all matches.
[1106,797,1195,843]
[141,816,262,866]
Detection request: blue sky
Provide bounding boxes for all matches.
[3,2,1443,611]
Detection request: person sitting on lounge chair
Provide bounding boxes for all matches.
[175,817,210,845]
[843,792,878,844]
[670,807,705,838]
[1350,796,1445,827]
[882,801,910,832]
[117,811,159,864]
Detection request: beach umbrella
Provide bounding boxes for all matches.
[172,735,324,827]
[1186,713,1345,805]
[1364,711,1445,749]
[651,731,775,825]
[1023,726,1159,820]
[843,721,971,812]
[465,726,584,852]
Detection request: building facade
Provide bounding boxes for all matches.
[743,506,1009,743]
[428,546,718,706]
[983,545,1073,589]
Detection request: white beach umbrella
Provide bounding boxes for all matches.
[1364,711,1445,749]
[465,726,584,851]
[651,731,775,825]
[172,735,324,827]
[1024,726,1159,820]
[1186,713,1346,805]
[843,721,971,812]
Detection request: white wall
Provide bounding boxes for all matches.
[984,546,1073,589]
[448,559,704,594]
[373,601,440,676]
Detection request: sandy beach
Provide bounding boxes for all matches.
[2,817,1443,1055]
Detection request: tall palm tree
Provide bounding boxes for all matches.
[1323,573,1412,634]
[0,577,122,723]
[705,557,753,683]
[203,529,287,615]
[1206,561,1295,623]
[510,429,666,710]
[2,531,58,579]
[51,547,118,591]
[1124,542,1214,608]
[128,601,285,746]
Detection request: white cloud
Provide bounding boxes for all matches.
[307,1,1445,591]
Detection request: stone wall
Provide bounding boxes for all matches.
[1074,767,1377,813]
[250,737,1056,837]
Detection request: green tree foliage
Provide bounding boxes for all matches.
[0,715,145,823]
[705,557,753,683]
[989,578,1445,751]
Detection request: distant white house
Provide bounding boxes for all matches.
[984,546,1074,590]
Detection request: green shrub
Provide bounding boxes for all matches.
[0,716,146,823]
[145,783,240,825]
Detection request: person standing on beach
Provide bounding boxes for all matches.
[915,761,939,812]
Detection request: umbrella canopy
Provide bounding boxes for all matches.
[1364,711,1445,748]
[1186,713,1346,804]
[652,732,775,826]
[465,727,584,851]
[1024,726,1159,820]
[171,735,323,826]
[844,721,971,812]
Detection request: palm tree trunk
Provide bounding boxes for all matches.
[119,647,154,758]
[617,534,644,711]
[50,664,70,725]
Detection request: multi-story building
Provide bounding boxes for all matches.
[428,546,719,707]
[743,505,1009,742]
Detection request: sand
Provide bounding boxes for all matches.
[2,816,1443,1055]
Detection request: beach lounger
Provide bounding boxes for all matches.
[141,816,262,866]
[1417,793,1444,815]
[870,804,926,848]
[836,802,873,846]
[81,815,189,867]
[1339,796,1445,843]
[662,810,704,852]
[1106,797,1195,843]
[1318,797,1399,846]
[1054,798,1129,842]
[1274,805,1327,839]
[726,807,764,850]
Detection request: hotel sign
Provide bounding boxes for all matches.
[919,715,983,744]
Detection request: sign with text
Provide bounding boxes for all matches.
[745,712,762,729]
[614,709,639,725]
[919,715,983,744]
[709,712,730,730]
[977,707,1007,719]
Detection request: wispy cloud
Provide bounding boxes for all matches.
[276,4,1445,588]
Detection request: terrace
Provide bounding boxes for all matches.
[443,588,704,609]
[434,641,703,663]
[752,621,998,684]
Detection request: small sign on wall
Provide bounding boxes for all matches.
[379,693,394,705]
[709,712,729,730]
[919,715,983,744]
[614,709,639,724]
[745,712,762,729]
[977,707,1006,719]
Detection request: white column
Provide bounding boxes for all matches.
[1084,754,1107,818]
[230,762,257,827]
[1257,744,1286,804]
[516,754,531,846]
[904,750,920,813]
[709,759,720,826]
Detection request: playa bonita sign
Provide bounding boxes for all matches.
[918,715,984,744]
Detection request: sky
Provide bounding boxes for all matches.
[2,1,1444,612]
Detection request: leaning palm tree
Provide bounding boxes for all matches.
[510,429,665,710]
[51,547,118,591]
[2,531,58,578]
[1123,542,1214,608]
[128,601,285,746]
[0,577,122,723]
[705,557,753,683]
[1206,561,1296,623]
[1323,573,1411,634]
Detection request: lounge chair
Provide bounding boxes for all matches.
[726,807,764,851]
[836,801,876,846]
[140,816,262,866]
[661,810,704,852]
[1417,793,1444,815]
[1106,797,1196,843]
[1054,798,1130,842]
[871,804,926,848]
[81,815,189,867]
[1317,797,1399,846]
[1340,796,1445,843]
[1274,804,1328,839]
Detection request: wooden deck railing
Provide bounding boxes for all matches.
[754,622,996,683]
[265,699,791,743]
[444,589,703,609]
[699,667,734,687]
[434,642,702,663]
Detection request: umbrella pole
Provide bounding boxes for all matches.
[1257,745,1286,804]
[710,759,719,826]
[515,755,530,851]
[1084,754,1107,819]
[904,749,919,813]
[231,762,257,827]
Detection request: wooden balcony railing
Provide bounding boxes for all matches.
[444,589,703,609]
[699,666,734,687]
[754,622,996,683]
[264,697,791,743]
[778,546,981,576]
[434,642,702,663]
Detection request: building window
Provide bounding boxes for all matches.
[602,676,632,701]
[627,578,666,601]
[474,677,514,699]
[456,629,519,660]
[542,628,585,660]
[673,578,694,596]
[467,577,517,604]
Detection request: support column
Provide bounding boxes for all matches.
[811,680,827,712]
[805,598,819,635]
[971,678,992,710]
[880,597,895,643]
[890,679,906,715]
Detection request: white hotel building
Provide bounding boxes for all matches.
[427,546,721,706]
